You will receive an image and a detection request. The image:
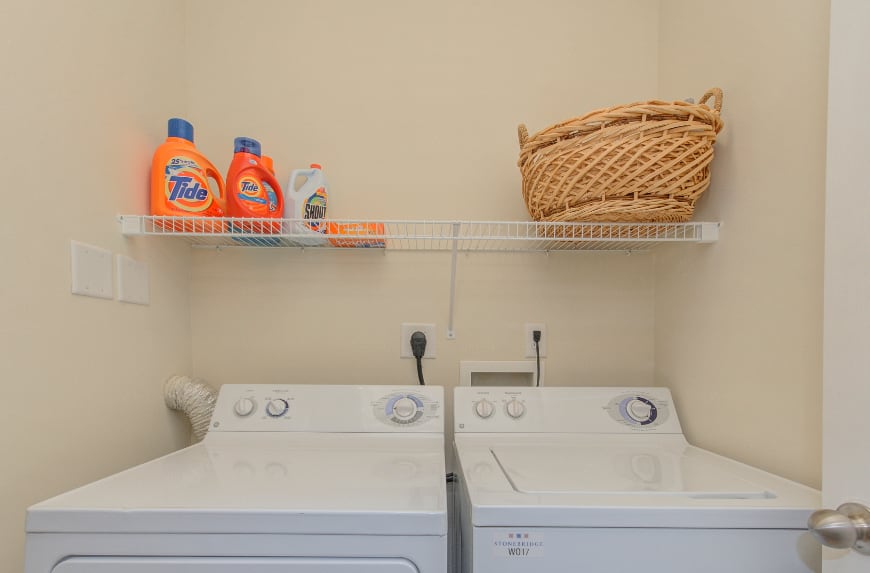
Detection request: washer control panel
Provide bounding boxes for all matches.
[605,392,670,428]
[211,385,444,433]
[455,387,682,434]
[455,389,533,432]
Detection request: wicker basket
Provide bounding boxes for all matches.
[518,88,724,223]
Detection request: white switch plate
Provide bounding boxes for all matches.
[116,255,150,305]
[70,241,113,299]
[400,323,437,358]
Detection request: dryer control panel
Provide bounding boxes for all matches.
[210,384,443,433]
[454,387,682,434]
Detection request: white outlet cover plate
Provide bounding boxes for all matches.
[524,323,547,358]
[400,323,437,358]
[70,241,113,299]
[117,255,150,305]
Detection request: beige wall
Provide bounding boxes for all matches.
[0,1,194,570]
[655,0,829,487]
[183,0,661,221]
[1,0,832,568]
[184,0,663,458]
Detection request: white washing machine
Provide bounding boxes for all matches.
[26,385,447,573]
[453,387,822,573]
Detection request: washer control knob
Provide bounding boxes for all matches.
[265,398,289,418]
[505,398,526,419]
[393,397,418,420]
[233,397,256,417]
[628,399,652,421]
[474,399,495,419]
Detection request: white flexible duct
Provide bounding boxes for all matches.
[163,375,217,442]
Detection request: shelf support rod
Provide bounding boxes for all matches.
[446,222,461,339]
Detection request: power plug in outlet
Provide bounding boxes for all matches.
[400,323,437,358]
[524,323,547,358]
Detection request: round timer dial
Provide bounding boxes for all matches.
[606,393,669,429]
[505,398,526,419]
[385,394,424,425]
[265,398,289,418]
[473,399,495,419]
[621,396,657,425]
[233,397,256,417]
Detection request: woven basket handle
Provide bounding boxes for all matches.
[518,124,529,148]
[699,88,723,112]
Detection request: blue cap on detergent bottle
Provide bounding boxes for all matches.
[168,118,194,142]
[234,137,261,157]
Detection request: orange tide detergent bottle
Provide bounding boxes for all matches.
[150,118,225,231]
[261,155,275,176]
[225,137,284,234]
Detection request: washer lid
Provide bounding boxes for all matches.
[27,433,447,536]
[456,435,820,529]
[491,443,773,498]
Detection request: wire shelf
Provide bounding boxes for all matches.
[118,216,719,252]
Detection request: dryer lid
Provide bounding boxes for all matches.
[27,433,447,536]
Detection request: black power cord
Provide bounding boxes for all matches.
[533,329,542,386]
[411,331,427,385]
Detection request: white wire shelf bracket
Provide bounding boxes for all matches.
[118,216,719,252]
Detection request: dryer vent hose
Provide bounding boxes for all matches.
[163,375,217,442]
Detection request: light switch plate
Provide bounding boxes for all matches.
[116,255,150,305]
[70,241,113,299]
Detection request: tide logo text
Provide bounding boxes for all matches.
[241,181,261,194]
[169,176,208,202]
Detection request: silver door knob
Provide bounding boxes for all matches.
[807,502,870,555]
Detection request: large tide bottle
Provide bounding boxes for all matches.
[150,118,225,231]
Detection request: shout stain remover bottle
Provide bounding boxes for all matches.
[225,137,284,234]
[150,118,225,231]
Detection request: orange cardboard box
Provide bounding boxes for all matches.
[326,222,386,248]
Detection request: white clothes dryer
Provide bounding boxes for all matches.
[453,387,821,573]
[26,385,447,573]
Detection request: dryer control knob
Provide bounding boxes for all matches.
[393,397,418,420]
[233,397,256,417]
[474,399,495,419]
[505,398,526,419]
[265,398,289,418]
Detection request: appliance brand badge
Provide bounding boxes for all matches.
[492,531,544,557]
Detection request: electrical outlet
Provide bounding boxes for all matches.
[400,323,437,358]
[524,323,547,358]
